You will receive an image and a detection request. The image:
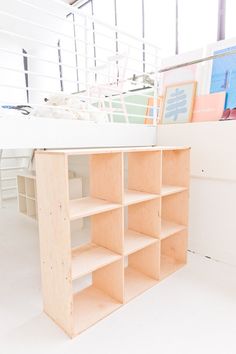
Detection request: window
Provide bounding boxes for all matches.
[178,0,218,53]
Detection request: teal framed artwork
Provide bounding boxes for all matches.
[161,81,197,124]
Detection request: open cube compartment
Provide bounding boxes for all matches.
[73,259,123,335]
[160,190,188,239]
[162,149,190,196]
[69,153,123,220]
[124,198,161,255]
[18,195,27,214]
[71,208,123,280]
[26,198,37,219]
[25,177,36,199]
[124,150,162,205]
[160,229,188,279]
[124,242,160,302]
[17,175,26,195]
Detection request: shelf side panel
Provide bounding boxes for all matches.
[129,242,160,280]
[162,229,188,264]
[93,259,124,303]
[162,149,190,188]
[35,152,73,337]
[91,208,124,254]
[90,153,123,204]
[128,151,162,194]
[162,191,189,226]
[128,198,161,237]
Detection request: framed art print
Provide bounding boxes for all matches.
[161,81,197,124]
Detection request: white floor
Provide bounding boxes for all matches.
[1,200,236,354]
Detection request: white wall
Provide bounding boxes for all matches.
[157,121,236,266]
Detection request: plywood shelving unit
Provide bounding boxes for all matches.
[17,172,37,219]
[35,146,190,338]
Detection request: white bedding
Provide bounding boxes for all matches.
[0,93,109,123]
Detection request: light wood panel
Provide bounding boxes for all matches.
[161,185,187,196]
[124,267,157,302]
[25,178,36,198]
[44,146,189,156]
[17,176,25,194]
[18,195,27,214]
[124,229,157,255]
[92,208,123,254]
[162,191,189,226]
[129,242,160,280]
[160,220,186,240]
[71,243,121,279]
[160,229,188,279]
[93,259,124,303]
[35,152,73,337]
[128,151,162,194]
[90,153,123,203]
[73,286,121,336]
[128,198,161,237]
[69,196,120,220]
[162,149,190,188]
[124,189,158,206]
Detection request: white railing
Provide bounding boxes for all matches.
[0,0,161,124]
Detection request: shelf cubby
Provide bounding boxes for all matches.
[17,175,26,195]
[72,207,123,279]
[124,150,162,205]
[124,198,161,255]
[161,191,188,239]
[73,259,123,335]
[160,229,188,279]
[68,153,123,221]
[18,195,27,214]
[35,146,190,338]
[17,172,37,219]
[72,244,121,279]
[162,149,190,195]
[124,242,160,302]
[26,198,37,219]
[25,177,36,199]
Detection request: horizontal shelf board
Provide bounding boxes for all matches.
[161,185,188,196]
[69,196,121,220]
[73,285,121,335]
[72,243,121,279]
[124,229,157,256]
[18,193,36,201]
[124,189,159,206]
[160,220,186,240]
[38,146,190,156]
[160,255,185,279]
[124,267,157,302]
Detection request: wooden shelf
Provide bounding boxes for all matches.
[161,185,187,196]
[124,267,157,302]
[160,255,185,279]
[160,229,188,279]
[124,229,157,255]
[72,243,121,279]
[73,286,121,335]
[124,189,158,206]
[35,146,190,337]
[160,220,186,240]
[69,197,121,220]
